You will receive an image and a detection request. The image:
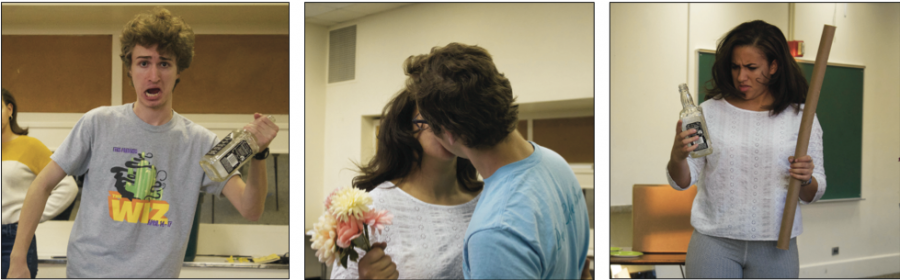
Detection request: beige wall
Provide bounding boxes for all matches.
[304,22,327,230]
[611,3,900,278]
[308,3,595,230]
[610,3,689,206]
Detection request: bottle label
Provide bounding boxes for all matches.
[207,133,234,156]
[219,140,254,174]
[685,121,709,151]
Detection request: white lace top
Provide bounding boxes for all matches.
[666,98,826,241]
[330,181,480,279]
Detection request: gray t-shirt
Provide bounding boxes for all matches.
[51,104,235,278]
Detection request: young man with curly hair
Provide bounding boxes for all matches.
[404,43,590,279]
[6,7,278,278]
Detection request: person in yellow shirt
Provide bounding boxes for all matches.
[1,88,78,279]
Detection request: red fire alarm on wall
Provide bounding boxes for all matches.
[788,40,804,57]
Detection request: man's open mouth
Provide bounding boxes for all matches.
[145,88,161,96]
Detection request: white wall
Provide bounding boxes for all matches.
[304,22,327,230]
[610,3,688,206]
[310,3,595,226]
[611,3,900,278]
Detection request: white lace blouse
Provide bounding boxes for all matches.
[667,98,826,241]
[330,181,480,279]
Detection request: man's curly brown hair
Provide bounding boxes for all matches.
[120,6,195,76]
[404,43,518,149]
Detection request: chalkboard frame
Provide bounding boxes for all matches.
[696,49,863,200]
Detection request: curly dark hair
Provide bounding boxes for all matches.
[120,6,195,76]
[404,43,518,149]
[2,88,29,135]
[705,20,809,116]
[352,89,483,193]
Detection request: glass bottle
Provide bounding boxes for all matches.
[200,115,275,182]
[679,83,713,158]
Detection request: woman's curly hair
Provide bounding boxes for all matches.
[705,20,808,116]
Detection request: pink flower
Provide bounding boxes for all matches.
[363,209,394,235]
[336,216,364,248]
[324,187,341,210]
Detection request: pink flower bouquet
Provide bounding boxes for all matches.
[307,186,393,268]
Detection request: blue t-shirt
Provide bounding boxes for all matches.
[463,142,590,279]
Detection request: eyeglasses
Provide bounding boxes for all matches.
[412,114,429,132]
[412,120,430,132]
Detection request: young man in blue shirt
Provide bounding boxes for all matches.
[404,42,591,279]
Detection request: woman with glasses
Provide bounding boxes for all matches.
[330,89,483,279]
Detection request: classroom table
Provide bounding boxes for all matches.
[609,252,686,265]
[610,253,686,278]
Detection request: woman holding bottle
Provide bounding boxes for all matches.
[666,20,826,278]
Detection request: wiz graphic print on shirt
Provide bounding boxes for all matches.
[107,149,171,227]
[52,104,235,277]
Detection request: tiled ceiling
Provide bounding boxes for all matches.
[305,3,413,27]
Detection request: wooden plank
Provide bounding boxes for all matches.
[1,35,112,113]
[121,35,289,114]
[610,253,687,265]
[533,116,594,163]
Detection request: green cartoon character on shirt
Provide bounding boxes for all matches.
[110,152,165,201]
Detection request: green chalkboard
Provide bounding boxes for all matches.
[697,51,862,200]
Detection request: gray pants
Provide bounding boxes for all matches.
[685,230,799,278]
